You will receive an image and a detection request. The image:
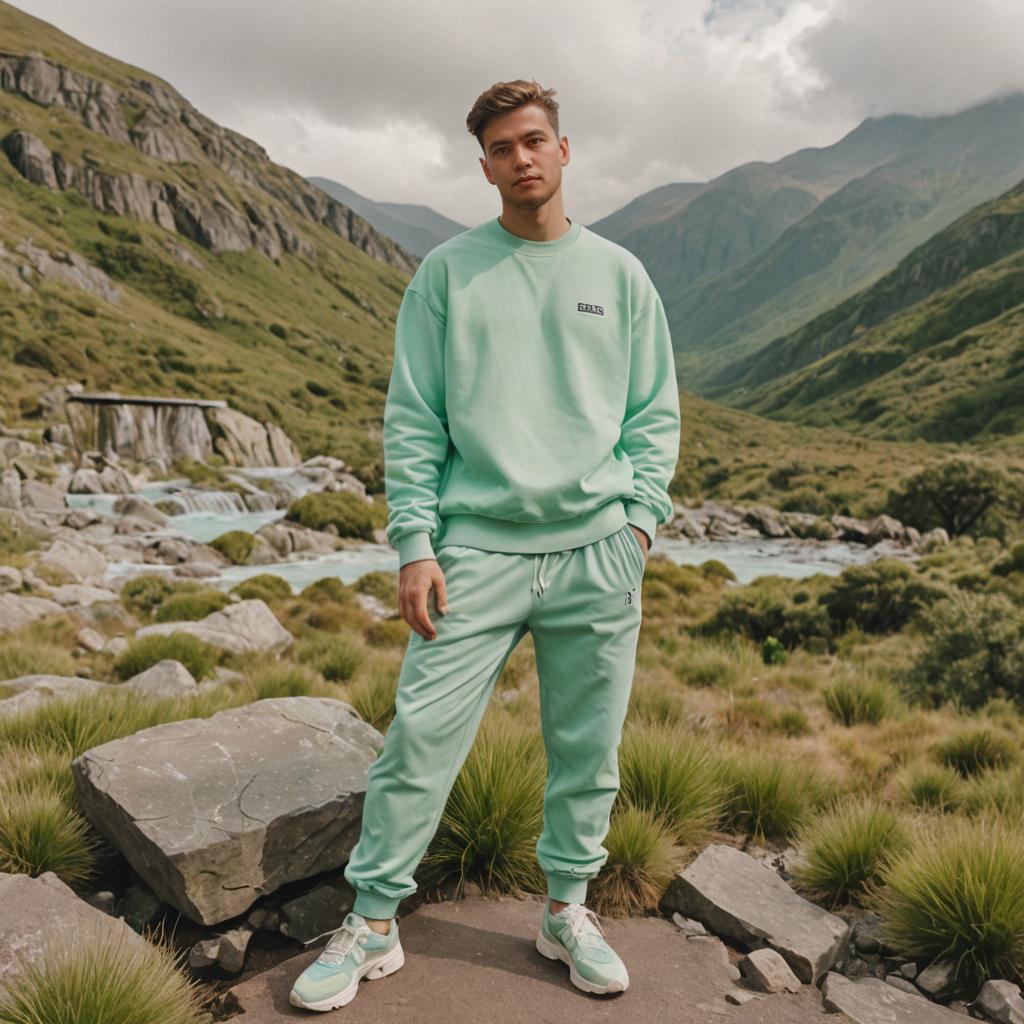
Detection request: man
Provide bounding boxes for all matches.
[290,78,681,1012]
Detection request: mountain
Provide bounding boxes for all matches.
[706,174,1024,443]
[306,176,468,258]
[591,92,1024,390]
[0,1,420,466]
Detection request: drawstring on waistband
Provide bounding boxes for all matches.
[531,550,567,597]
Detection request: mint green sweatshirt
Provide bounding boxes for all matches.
[384,215,681,568]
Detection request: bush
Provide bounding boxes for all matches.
[872,814,1024,994]
[819,559,944,634]
[230,573,293,602]
[120,574,176,620]
[905,590,1024,711]
[791,796,911,908]
[587,802,680,918]
[294,633,364,682]
[209,529,256,565]
[345,669,398,733]
[301,576,354,603]
[616,723,728,845]
[113,633,220,682]
[286,491,377,540]
[420,714,547,897]
[696,577,832,651]
[0,922,208,1024]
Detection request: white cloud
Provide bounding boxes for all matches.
[11,0,1024,226]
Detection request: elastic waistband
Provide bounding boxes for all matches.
[435,500,628,554]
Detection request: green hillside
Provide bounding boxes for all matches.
[707,176,1024,444]
[0,1,417,470]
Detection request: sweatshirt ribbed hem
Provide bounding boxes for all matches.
[435,499,627,555]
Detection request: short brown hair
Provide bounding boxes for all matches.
[466,79,560,152]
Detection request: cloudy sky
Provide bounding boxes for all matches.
[14,0,1024,227]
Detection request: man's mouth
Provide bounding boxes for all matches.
[515,177,539,186]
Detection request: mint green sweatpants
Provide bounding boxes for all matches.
[343,521,648,920]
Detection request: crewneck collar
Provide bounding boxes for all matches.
[486,215,582,257]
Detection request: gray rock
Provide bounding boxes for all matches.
[899,962,918,980]
[739,947,802,993]
[35,537,107,585]
[279,878,357,945]
[76,626,106,652]
[123,659,198,699]
[822,972,965,1022]
[661,843,849,983]
[885,974,922,995]
[0,566,22,591]
[189,937,221,969]
[671,912,707,936]
[0,674,111,718]
[973,979,1024,1024]
[0,870,147,999]
[121,880,163,933]
[725,989,761,1005]
[916,959,957,998]
[42,583,119,607]
[71,696,384,925]
[0,589,66,634]
[216,923,255,973]
[133,597,293,655]
[19,479,65,512]
[85,890,117,916]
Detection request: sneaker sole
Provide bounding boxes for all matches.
[535,928,628,995]
[289,941,406,1011]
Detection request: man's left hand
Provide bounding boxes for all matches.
[628,524,650,563]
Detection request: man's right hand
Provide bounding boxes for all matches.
[398,558,449,640]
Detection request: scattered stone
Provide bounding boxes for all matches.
[189,937,221,969]
[725,989,761,1005]
[739,947,802,993]
[35,537,107,585]
[885,974,921,995]
[279,878,357,945]
[85,890,118,916]
[671,911,707,936]
[0,566,22,592]
[0,870,147,999]
[71,696,384,925]
[898,962,918,979]
[104,635,130,657]
[76,625,106,651]
[915,959,957,999]
[122,658,198,698]
[0,673,111,718]
[822,971,965,1022]
[973,979,1024,1024]
[43,583,119,607]
[661,843,850,983]
[216,923,255,972]
[133,597,294,655]
[0,591,64,635]
[121,880,163,933]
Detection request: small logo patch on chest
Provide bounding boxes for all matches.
[577,302,604,316]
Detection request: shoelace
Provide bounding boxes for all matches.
[316,920,371,966]
[557,903,607,949]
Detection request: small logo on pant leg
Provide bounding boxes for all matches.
[625,587,636,605]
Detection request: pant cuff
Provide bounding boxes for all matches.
[352,887,403,920]
[546,873,590,905]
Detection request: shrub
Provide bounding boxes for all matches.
[791,796,911,907]
[230,572,293,602]
[872,814,1024,994]
[933,727,1018,778]
[153,589,230,623]
[209,529,256,565]
[905,590,1024,712]
[0,922,208,1024]
[119,574,175,620]
[365,617,410,648]
[113,633,219,681]
[761,636,787,664]
[420,714,547,897]
[286,491,377,540]
[819,559,944,634]
[0,779,98,885]
[993,542,1024,577]
[696,577,832,651]
[616,723,728,845]
[587,802,681,918]
[822,675,898,726]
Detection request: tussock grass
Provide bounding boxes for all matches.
[933,726,1018,778]
[343,668,399,733]
[421,713,546,897]
[823,674,900,726]
[675,635,762,690]
[616,722,728,845]
[791,795,912,907]
[294,630,365,682]
[0,921,208,1024]
[872,813,1024,993]
[113,632,220,682]
[587,802,682,918]
[899,760,964,814]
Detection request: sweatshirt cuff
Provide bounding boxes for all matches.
[624,500,657,550]
[397,531,436,567]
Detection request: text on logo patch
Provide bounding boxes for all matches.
[577,302,604,316]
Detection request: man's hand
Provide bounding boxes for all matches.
[398,559,448,640]
[628,524,650,563]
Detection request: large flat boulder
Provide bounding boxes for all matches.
[0,592,64,635]
[133,598,293,655]
[0,870,148,999]
[821,971,965,1022]
[661,843,850,984]
[71,696,384,926]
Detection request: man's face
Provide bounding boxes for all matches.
[478,104,569,212]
